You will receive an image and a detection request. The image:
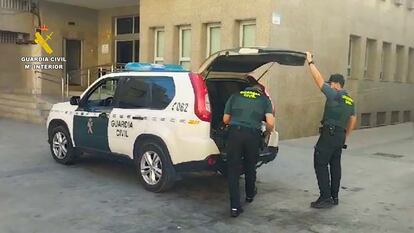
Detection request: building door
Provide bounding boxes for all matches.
[65,39,82,85]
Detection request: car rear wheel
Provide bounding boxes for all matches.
[49,126,78,165]
[135,140,175,192]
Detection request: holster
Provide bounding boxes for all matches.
[319,125,337,136]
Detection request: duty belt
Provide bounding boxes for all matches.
[319,124,346,136]
[230,125,261,135]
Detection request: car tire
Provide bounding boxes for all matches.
[135,140,176,192]
[49,126,78,165]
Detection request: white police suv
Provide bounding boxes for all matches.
[47,48,306,192]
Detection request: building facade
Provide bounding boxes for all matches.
[140,0,414,138]
[1,0,413,138]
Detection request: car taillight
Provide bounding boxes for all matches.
[207,156,216,166]
[189,73,211,122]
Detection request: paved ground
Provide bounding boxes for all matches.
[0,118,413,233]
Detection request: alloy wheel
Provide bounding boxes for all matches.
[140,151,163,185]
[52,132,68,159]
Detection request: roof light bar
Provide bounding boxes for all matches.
[124,63,188,72]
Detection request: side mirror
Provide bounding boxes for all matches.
[70,96,80,105]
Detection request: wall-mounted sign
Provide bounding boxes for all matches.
[272,12,281,25]
[102,44,109,54]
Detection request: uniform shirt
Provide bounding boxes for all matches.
[224,87,273,130]
[321,83,356,129]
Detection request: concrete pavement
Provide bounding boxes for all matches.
[0,117,413,233]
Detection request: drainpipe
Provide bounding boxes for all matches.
[66,74,69,97]
[61,77,64,99]
[87,69,90,87]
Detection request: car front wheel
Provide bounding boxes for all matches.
[49,126,78,165]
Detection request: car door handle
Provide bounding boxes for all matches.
[132,116,146,120]
[99,112,108,118]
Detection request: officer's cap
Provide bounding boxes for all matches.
[327,74,345,87]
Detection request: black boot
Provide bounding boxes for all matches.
[230,207,244,217]
[246,187,257,203]
[332,197,339,205]
[310,197,333,209]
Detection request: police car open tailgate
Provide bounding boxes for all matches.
[198,47,306,75]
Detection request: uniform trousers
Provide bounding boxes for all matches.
[226,126,261,209]
[314,126,346,199]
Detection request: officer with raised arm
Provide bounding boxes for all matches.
[306,51,357,208]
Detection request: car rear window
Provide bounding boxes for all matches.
[117,76,175,109]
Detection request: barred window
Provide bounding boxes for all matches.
[0,30,28,44]
[0,0,31,11]
[0,31,18,44]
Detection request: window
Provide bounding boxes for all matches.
[240,20,256,47]
[376,112,386,126]
[116,17,133,35]
[403,111,411,122]
[0,0,31,11]
[395,45,405,82]
[364,39,377,79]
[134,40,139,62]
[149,77,175,109]
[179,26,191,69]
[117,78,150,109]
[116,40,139,64]
[361,113,371,128]
[408,48,414,83]
[0,30,28,44]
[116,16,140,35]
[154,28,165,64]
[348,35,361,78]
[134,17,140,34]
[117,77,175,109]
[116,41,133,64]
[381,42,392,81]
[87,79,118,108]
[391,111,400,124]
[115,16,140,65]
[206,24,221,57]
[347,37,352,76]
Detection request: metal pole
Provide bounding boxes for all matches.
[61,77,64,99]
[80,71,83,87]
[111,65,114,73]
[66,74,69,97]
[87,69,90,87]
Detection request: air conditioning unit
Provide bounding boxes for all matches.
[395,0,404,6]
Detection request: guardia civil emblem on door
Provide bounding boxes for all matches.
[87,118,94,134]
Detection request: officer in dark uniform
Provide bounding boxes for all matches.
[223,82,274,217]
[306,52,357,208]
